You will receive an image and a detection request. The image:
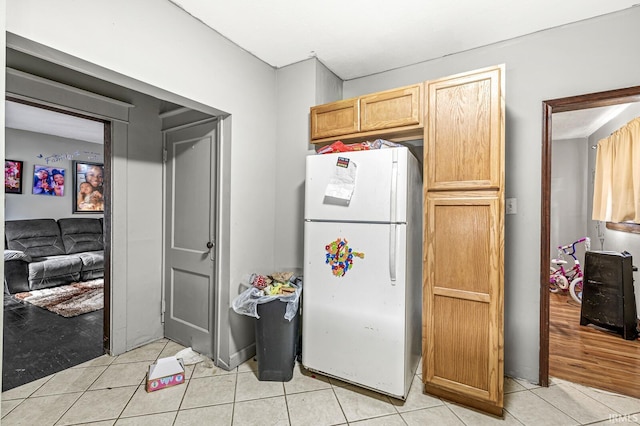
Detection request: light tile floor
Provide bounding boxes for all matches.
[2,338,640,425]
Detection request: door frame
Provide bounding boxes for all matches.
[539,85,640,386]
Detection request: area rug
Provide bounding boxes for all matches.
[14,278,104,318]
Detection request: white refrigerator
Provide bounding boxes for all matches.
[302,147,422,399]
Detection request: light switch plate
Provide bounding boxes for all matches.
[506,198,517,214]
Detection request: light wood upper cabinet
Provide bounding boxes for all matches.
[310,98,359,140]
[360,84,422,132]
[426,68,503,191]
[310,83,423,143]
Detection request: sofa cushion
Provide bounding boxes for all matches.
[4,250,32,263]
[5,219,65,258]
[80,268,104,281]
[76,251,104,271]
[58,218,104,254]
[28,255,83,282]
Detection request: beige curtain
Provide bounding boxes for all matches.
[592,116,640,223]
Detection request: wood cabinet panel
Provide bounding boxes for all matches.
[432,296,490,392]
[430,196,495,295]
[426,68,503,191]
[310,98,359,140]
[360,84,422,132]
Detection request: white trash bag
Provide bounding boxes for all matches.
[232,275,302,321]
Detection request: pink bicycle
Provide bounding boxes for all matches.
[549,237,590,304]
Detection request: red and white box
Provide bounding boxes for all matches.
[146,356,185,392]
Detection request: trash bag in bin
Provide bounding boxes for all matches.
[232,273,302,321]
[232,273,302,381]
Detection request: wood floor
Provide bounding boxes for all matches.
[549,291,640,399]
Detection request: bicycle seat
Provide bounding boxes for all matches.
[551,259,568,265]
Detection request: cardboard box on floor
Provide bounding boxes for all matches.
[146,356,185,392]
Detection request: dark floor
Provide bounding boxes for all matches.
[2,294,104,391]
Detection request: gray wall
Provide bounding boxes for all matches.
[273,59,316,273]
[550,136,588,262]
[342,7,640,382]
[5,128,104,220]
[272,58,342,273]
[1,0,7,386]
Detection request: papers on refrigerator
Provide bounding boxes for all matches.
[324,157,357,204]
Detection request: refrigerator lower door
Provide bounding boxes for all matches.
[302,221,410,398]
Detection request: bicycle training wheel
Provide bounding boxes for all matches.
[569,277,583,304]
[549,267,568,293]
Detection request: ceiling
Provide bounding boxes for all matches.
[171,0,638,81]
[552,104,633,140]
[5,1,640,142]
[5,100,105,144]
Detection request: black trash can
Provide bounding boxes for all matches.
[255,298,299,381]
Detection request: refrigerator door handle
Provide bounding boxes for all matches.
[389,224,398,284]
[390,149,398,223]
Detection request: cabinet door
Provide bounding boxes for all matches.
[360,84,422,132]
[423,65,505,416]
[426,68,503,191]
[423,191,503,415]
[310,98,359,140]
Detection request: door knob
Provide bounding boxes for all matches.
[206,241,214,249]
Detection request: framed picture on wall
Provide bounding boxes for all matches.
[33,165,65,197]
[5,160,24,194]
[73,161,104,213]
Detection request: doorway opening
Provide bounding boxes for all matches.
[540,85,640,397]
[3,97,110,390]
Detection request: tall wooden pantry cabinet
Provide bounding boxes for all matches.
[422,65,505,416]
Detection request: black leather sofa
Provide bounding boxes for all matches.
[4,218,104,294]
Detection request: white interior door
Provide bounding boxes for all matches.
[164,120,217,358]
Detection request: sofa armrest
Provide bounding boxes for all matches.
[4,250,31,294]
[4,250,32,263]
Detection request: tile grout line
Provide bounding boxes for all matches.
[329,378,349,425]
[171,363,194,425]
[229,364,239,425]
[282,378,293,426]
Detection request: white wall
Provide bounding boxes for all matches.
[5,128,104,220]
[343,7,640,382]
[5,0,278,366]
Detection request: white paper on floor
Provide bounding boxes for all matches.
[175,347,216,371]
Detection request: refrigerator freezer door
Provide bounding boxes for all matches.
[302,221,410,398]
[305,148,411,223]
